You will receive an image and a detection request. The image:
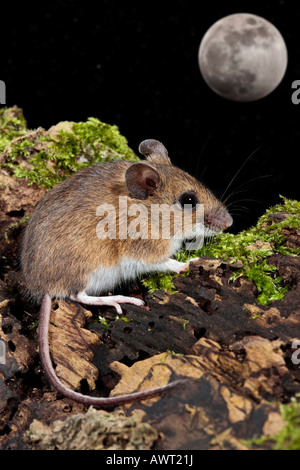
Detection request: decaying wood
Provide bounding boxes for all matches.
[47,301,101,392]
[0,155,299,449]
[25,408,159,450]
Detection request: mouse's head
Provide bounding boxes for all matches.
[124,139,232,243]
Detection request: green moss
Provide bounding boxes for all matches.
[115,315,131,322]
[237,260,288,305]
[1,108,298,307]
[143,272,179,294]
[2,138,34,161]
[0,108,139,189]
[97,316,112,330]
[246,397,300,450]
[4,214,31,243]
[273,400,300,450]
[143,196,300,306]
[181,317,189,330]
[160,350,185,362]
[0,106,27,152]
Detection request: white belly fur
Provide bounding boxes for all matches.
[85,238,182,295]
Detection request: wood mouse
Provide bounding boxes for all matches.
[21,139,233,406]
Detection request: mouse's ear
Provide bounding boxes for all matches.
[139,139,171,165]
[125,163,160,200]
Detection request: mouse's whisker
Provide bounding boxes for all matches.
[195,133,213,180]
[228,206,250,215]
[223,189,249,204]
[220,146,262,202]
[226,197,261,209]
[223,174,273,205]
[229,205,250,211]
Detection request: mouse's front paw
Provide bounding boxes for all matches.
[177,257,200,273]
[165,258,199,274]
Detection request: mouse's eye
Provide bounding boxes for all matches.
[178,191,198,209]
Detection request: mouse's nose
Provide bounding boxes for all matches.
[205,209,233,231]
[222,212,233,229]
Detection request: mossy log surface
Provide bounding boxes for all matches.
[0,108,299,450]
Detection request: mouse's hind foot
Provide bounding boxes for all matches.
[70,291,144,314]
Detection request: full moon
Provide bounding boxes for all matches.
[198,13,288,101]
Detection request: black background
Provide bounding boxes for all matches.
[1,0,299,232]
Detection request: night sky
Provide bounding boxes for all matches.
[1,0,299,232]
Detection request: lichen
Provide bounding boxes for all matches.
[25,408,159,450]
[142,196,300,306]
[0,107,139,189]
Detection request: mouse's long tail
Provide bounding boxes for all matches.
[38,294,183,406]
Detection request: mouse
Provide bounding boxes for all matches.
[21,139,233,406]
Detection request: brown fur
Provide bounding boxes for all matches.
[21,142,230,301]
[22,139,233,406]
